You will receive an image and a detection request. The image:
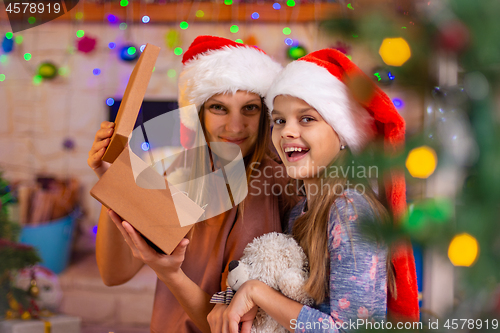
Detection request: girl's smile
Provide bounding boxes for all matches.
[271,95,342,180]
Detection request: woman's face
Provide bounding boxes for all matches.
[271,95,341,180]
[203,91,262,158]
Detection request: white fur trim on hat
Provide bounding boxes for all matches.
[178,46,282,131]
[265,61,375,154]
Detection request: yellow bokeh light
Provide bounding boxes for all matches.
[406,146,437,179]
[448,233,479,267]
[378,37,411,66]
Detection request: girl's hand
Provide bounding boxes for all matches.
[222,280,261,333]
[88,121,114,178]
[207,304,228,333]
[107,209,189,280]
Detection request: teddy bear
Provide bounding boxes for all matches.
[227,232,313,333]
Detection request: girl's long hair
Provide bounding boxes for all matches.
[291,149,396,304]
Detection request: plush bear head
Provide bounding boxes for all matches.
[227,232,312,306]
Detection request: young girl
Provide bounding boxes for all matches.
[212,49,419,332]
[87,36,298,333]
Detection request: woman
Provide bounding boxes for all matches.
[211,49,419,332]
[87,36,298,333]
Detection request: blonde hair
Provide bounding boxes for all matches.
[291,149,395,304]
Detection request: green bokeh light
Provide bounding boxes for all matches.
[180,21,189,30]
[120,0,128,6]
[230,25,239,33]
[196,10,204,18]
[5,33,13,40]
[58,67,68,76]
[119,23,127,30]
[235,39,243,43]
[0,55,7,63]
[283,27,291,35]
[127,47,136,55]
[24,53,32,61]
[224,0,233,5]
[167,69,176,78]
[0,74,5,82]
[15,36,23,44]
[33,75,42,85]
[347,3,354,9]
[288,46,306,60]
[174,47,183,56]
[28,17,36,24]
[76,30,85,38]
[75,12,83,20]
[287,0,295,7]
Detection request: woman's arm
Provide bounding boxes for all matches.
[89,121,145,285]
[95,207,144,285]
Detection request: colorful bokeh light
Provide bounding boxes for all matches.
[392,98,404,108]
[174,47,183,55]
[167,69,176,78]
[406,146,437,179]
[448,233,479,267]
[379,37,411,67]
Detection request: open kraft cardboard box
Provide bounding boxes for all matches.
[90,43,204,255]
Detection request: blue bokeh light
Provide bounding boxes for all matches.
[93,68,101,76]
[251,12,259,19]
[392,98,404,109]
[273,3,281,9]
[108,42,116,49]
[107,14,118,24]
[285,38,293,46]
[141,142,150,151]
[142,15,150,23]
[106,98,115,106]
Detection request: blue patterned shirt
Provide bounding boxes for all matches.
[288,189,387,333]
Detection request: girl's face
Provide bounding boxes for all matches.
[203,91,262,158]
[271,95,341,180]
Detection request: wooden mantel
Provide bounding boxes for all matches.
[0,2,349,24]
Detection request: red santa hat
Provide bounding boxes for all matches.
[178,35,282,148]
[266,49,419,322]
